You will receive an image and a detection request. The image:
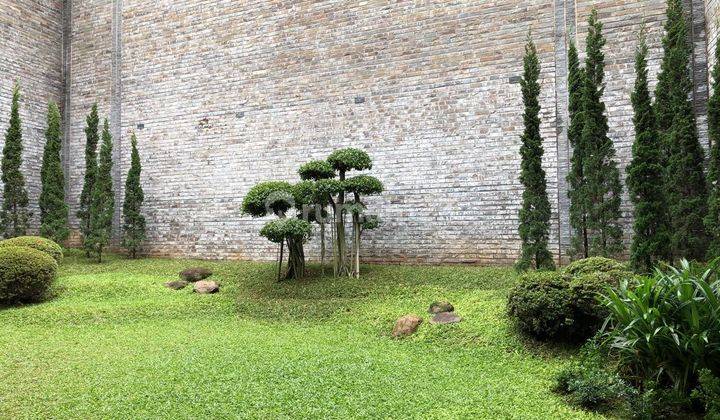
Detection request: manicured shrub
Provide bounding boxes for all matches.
[563,256,628,277]
[603,260,720,392]
[507,271,573,340]
[0,236,63,263]
[0,246,58,304]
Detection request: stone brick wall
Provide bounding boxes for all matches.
[4,1,720,264]
[0,0,64,230]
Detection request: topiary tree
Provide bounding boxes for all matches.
[627,30,671,272]
[325,148,373,277]
[516,34,555,271]
[343,174,383,278]
[567,42,590,259]
[298,160,335,274]
[78,104,99,254]
[242,181,311,281]
[39,102,69,244]
[656,0,708,261]
[580,9,624,257]
[122,133,146,258]
[706,39,720,258]
[1,82,30,238]
[0,246,58,305]
[85,119,114,262]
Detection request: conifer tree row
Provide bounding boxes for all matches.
[1,82,30,238]
[39,102,69,243]
[655,0,708,261]
[516,34,555,271]
[627,30,671,272]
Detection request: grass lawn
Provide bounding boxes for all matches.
[0,252,603,419]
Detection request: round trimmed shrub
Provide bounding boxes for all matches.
[0,236,63,263]
[563,257,628,277]
[507,271,573,340]
[0,246,58,304]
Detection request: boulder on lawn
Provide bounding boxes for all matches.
[428,301,454,314]
[430,312,462,325]
[180,267,213,282]
[164,280,189,290]
[193,280,219,294]
[392,315,423,337]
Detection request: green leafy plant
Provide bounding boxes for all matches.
[39,102,69,244]
[554,341,631,410]
[603,260,720,392]
[693,369,720,419]
[516,34,555,271]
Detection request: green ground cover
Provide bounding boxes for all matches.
[0,252,602,419]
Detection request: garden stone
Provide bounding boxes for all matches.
[392,315,422,337]
[430,312,462,324]
[428,301,454,314]
[164,280,189,290]
[194,280,219,294]
[180,267,213,282]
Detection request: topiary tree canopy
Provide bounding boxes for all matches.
[298,160,336,181]
[122,133,146,259]
[241,181,295,217]
[327,148,372,174]
[78,104,100,252]
[85,119,114,263]
[243,181,309,280]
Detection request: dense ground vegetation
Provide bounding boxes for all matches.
[0,254,603,419]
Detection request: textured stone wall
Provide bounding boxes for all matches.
[6,1,720,264]
[0,0,64,230]
[62,0,714,264]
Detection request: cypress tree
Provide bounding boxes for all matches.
[581,9,624,257]
[516,35,555,271]
[655,0,708,260]
[566,41,590,259]
[39,102,69,243]
[1,82,30,238]
[705,39,720,258]
[85,119,114,262]
[78,104,99,248]
[626,31,671,272]
[122,133,146,258]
